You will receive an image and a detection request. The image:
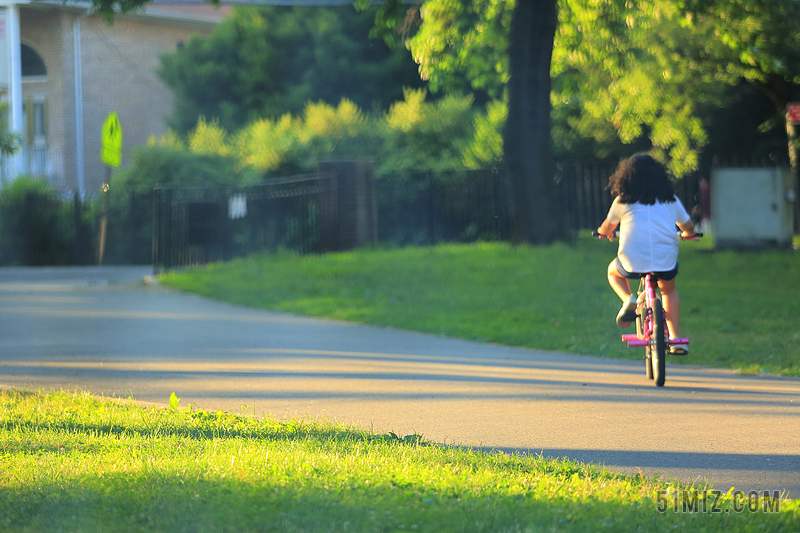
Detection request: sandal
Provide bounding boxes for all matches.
[669,344,689,356]
[616,296,637,328]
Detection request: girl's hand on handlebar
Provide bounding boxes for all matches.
[596,220,619,242]
[680,231,704,241]
[593,229,618,242]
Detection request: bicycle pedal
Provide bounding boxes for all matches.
[667,339,689,356]
[668,338,689,345]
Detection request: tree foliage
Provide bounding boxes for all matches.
[234,99,382,175]
[554,0,715,175]
[85,0,799,244]
[681,0,800,117]
[395,0,799,174]
[380,89,476,173]
[158,5,425,134]
[406,0,512,99]
[137,92,478,182]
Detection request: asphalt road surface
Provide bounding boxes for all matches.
[1,266,797,497]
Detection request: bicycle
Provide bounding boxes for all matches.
[593,230,702,387]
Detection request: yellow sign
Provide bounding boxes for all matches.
[101,111,123,168]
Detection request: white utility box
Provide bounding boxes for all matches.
[711,167,795,248]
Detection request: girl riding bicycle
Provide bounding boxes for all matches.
[596,153,696,354]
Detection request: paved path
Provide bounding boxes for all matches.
[1,266,798,497]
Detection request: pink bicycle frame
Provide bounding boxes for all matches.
[593,229,699,352]
[621,273,689,348]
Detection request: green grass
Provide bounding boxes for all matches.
[2,389,797,532]
[159,236,800,376]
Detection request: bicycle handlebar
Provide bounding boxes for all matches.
[592,230,618,238]
[592,230,703,240]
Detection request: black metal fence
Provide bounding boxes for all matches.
[557,161,702,231]
[0,158,728,269]
[377,169,511,245]
[104,190,155,265]
[151,163,707,271]
[152,174,336,271]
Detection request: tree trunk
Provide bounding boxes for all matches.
[503,0,565,244]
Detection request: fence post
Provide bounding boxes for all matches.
[428,176,436,244]
[316,175,338,252]
[73,192,86,265]
[317,160,377,251]
[152,189,162,273]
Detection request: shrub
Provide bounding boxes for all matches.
[0,177,75,265]
[234,99,383,176]
[112,145,253,194]
[378,89,476,177]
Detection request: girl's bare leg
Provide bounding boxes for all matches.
[658,278,679,339]
[607,260,631,301]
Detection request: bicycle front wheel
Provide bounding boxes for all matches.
[637,309,653,380]
[651,299,667,387]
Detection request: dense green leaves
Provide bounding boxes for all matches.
[127,92,481,185]
[158,5,425,134]
[680,0,800,84]
[380,89,476,173]
[396,0,798,174]
[407,0,513,99]
[112,143,253,194]
[554,0,716,175]
[85,0,797,179]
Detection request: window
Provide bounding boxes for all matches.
[33,101,45,139]
[22,98,46,146]
[21,44,46,77]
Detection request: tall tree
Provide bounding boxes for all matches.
[364,0,566,243]
[504,0,565,243]
[395,0,799,239]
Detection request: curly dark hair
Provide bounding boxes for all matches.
[607,153,676,205]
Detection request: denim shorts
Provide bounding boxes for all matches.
[615,257,678,281]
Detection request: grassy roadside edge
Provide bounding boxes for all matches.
[2,388,797,533]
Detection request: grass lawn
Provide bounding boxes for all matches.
[1,389,797,532]
[159,236,800,376]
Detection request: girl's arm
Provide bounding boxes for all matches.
[678,220,696,239]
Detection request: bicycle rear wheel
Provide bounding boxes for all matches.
[651,299,667,387]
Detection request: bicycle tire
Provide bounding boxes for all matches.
[652,299,666,387]
[637,309,653,380]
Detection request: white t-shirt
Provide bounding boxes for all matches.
[606,196,691,273]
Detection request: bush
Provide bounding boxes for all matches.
[378,89,476,177]
[99,94,486,266]
[462,98,506,170]
[234,99,383,176]
[112,144,255,194]
[151,93,480,183]
[0,177,80,266]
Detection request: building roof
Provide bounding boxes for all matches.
[12,0,229,27]
[144,0,231,24]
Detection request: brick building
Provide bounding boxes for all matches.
[1,0,226,194]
